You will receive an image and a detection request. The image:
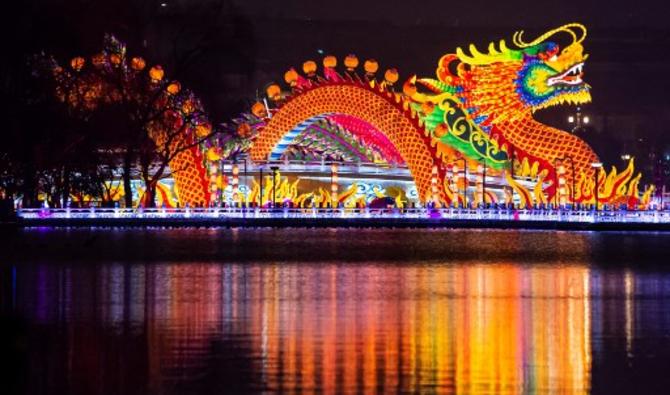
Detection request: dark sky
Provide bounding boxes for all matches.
[3,0,670,166]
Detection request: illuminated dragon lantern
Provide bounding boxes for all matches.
[241,23,651,208]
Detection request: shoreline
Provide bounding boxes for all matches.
[8,216,670,231]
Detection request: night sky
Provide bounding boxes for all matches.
[2,0,670,168]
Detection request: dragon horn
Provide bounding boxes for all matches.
[513,23,586,48]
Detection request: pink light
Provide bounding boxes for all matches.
[327,114,405,164]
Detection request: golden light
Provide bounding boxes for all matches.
[182,99,195,114]
[149,65,164,81]
[284,68,299,86]
[70,57,85,71]
[363,59,379,75]
[384,68,399,84]
[251,101,267,118]
[323,55,337,68]
[166,81,181,95]
[434,124,448,139]
[344,54,359,71]
[131,57,146,71]
[266,84,282,101]
[302,60,317,76]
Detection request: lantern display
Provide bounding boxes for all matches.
[284,68,299,86]
[363,59,379,75]
[149,65,164,82]
[266,84,281,101]
[70,57,85,71]
[167,82,181,95]
[302,60,317,77]
[323,55,337,68]
[131,57,146,71]
[251,102,267,118]
[384,68,399,84]
[344,54,359,71]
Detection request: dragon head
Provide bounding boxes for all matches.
[426,23,591,121]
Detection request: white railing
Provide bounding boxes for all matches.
[15,207,670,224]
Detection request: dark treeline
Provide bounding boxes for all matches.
[0,0,256,208]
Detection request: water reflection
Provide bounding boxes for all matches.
[14,262,666,395]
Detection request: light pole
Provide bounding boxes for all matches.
[568,107,590,133]
[271,166,279,208]
[259,166,263,208]
[592,162,603,210]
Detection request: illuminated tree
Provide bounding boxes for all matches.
[35,34,218,207]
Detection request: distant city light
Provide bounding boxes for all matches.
[317,49,324,55]
[621,154,631,161]
[592,162,603,168]
[160,2,167,7]
[583,116,590,124]
[568,116,575,123]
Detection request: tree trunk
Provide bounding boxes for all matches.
[123,150,133,208]
[61,165,70,208]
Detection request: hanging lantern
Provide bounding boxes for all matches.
[302,60,317,77]
[384,68,399,84]
[131,57,146,71]
[251,101,267,118]
[109,53,122,66]
[266,83,281,101]
[284,68,299,86]
[344,54,359,71]
[149,65,164,81]
[166,81,181,95]
[323,55,337,68]
[364,59,379,75]
[70,57,85,71]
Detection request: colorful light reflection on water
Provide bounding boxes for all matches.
[5,259,670,395]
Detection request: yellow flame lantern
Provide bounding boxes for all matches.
[149,65,164,82]
[344,54,359,71]
[131,57,146,71]
[302,60,317,77]
[284,68,299,86]
[206,147,221,161]
[266,83,282,101]
[109,53,122,66]
[70,57,85,71]
[166,81,181,95]
[323,55,337,68]
[384,68,399,84]
[364,59,379,75]
[251,102,267,118]
[195,122,212,137]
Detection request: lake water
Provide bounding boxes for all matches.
[1,228,670,394]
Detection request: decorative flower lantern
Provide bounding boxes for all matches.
[266,83,281,101]
[166,81,181,95]
[384,68,399,85]
[251,101,267,118]
[131,57,146,71]
[284,68,298,86]
[323,55,337,68]
[302,60,317,77]
[70,57,85,71]
[364,59,379,75]
[344,54,359,71]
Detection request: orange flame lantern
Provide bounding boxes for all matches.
[195,122,212,137]
[302,60,317,77]
[109,53,122,66]
[237,123,252,138]
[251,101,267,118]
[91,53,106,68]
[331,163,339,206]
[323,55,337,68]
[284,68,299,87]
[384,68,399,85]
[344,54,359,71]
[266,83,282,101]
[364,59,379,76]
